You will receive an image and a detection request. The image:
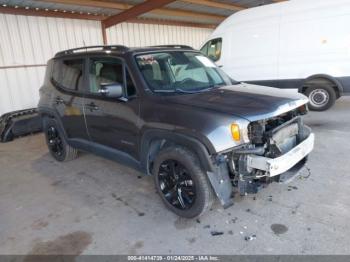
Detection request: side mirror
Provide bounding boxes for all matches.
[99,82,123,98]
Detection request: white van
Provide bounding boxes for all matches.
[200,0,350,111]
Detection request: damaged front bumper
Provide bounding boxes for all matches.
[206,114,314,209]
[246,133,314,177]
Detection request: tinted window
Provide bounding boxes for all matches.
[200,38,222,62]
[88,58,123,94]
[52,59,84,91]
[136,52,231,93]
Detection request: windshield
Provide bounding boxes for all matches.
[135,51,232,93]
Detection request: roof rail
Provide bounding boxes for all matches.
[151,45,194,49]
[55,45,129,57]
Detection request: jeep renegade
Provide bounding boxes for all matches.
[38,45,314,218]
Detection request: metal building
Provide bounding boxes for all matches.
[0,0,281,115]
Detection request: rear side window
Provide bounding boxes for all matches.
[52,59,84,91]
[200,38,222,62]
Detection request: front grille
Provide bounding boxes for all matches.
[248,108,300,145]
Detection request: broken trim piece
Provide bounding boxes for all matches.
[246,133,315,177]
[0,108,42,142]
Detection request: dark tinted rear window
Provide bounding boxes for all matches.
[52,59,84,91]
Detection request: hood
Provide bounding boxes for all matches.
[164,83,309,122]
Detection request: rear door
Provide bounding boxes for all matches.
[51,57,89,140]
[83,56,140,159]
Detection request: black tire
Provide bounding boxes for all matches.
[304,85,336,111]
[43,117,78,162]
[153,146,215,218]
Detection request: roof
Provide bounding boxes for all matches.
[0,0,285,29]
[54,44,197,58]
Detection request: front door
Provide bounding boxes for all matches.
[83,56,140,159]
[51,57,89,140]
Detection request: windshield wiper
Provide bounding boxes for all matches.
[153,84,227,94]
[201,83,226,91]
[153,88,200,94]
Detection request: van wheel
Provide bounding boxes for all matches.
[153,146,214,218]
[304,85,336,111]
[43,117,78,162]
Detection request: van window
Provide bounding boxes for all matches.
[200,38,222,62]
[52,59,84,91]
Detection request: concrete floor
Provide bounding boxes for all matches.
[0,98,350,255]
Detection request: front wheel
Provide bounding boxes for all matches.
[304,85,336,111]
[153,146,214,218]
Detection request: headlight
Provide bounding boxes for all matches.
[231,123,240,141]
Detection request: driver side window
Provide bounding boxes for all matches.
[200,38,222,62]
[88,58,123,95]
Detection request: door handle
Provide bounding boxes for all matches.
[85,102,99,111]
[55,96,65,105]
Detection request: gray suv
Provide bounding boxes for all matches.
[38,45,314,218]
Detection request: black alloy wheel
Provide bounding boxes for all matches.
[158,160,196,210]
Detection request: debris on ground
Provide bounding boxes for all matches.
[230,217,238,224]
[244,234,257,241]
[211,231,224,236]
[196,219,201,224]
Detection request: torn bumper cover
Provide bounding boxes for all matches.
[0,108,42,142]
[247,133,314,177]
[206,118,314,208]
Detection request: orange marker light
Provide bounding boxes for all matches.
[231,124,240,141]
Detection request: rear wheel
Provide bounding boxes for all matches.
[43,117,78,162]
[153,146,214,218]
[304,85,336,111]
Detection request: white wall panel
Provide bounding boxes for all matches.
[0,14,103,115]
[106,22,212,49]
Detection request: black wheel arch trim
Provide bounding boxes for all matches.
[140,129,215,175]
[300,74,344,96]
[38,107,69,141]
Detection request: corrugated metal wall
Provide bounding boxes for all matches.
[0,14,103,115]
[106,22,212,49]
[0,14,213,115]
